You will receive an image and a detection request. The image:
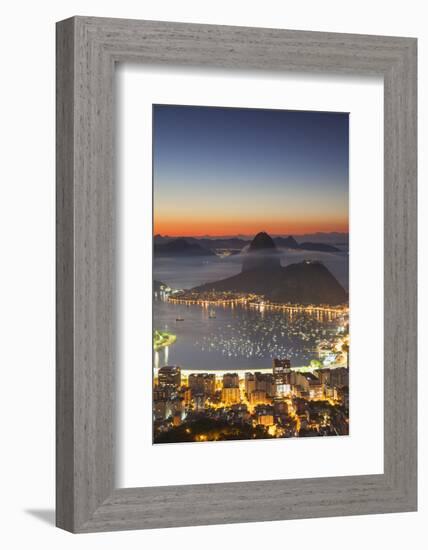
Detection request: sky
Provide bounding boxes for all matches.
[153,104,349,237]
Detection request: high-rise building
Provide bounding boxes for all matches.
[308,381,324,400]
[246,372,275,397]
[193,392,206,412]
[259,372,275,396]
[249,389,268,407]
[330,367,349,388]
[221,386,240,405]
[153,386,169,421]
[317,368,331,385]
[273,358,291,397]
[336,386,349,408]
[245,372,256,396]
[188,373,216,396]
[153,399,167,421]
[158,366,181,389]
[183,388,192,406]
[153,388,168,401]
[222,373,240,405]
[165,397,184,420]
[254,405,275,426]
[223,372,239,388]
[325,385,338,401]
[273,398,288,418]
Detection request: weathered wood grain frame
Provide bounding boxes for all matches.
[56,16,417,533]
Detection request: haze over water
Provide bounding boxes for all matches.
[153,248,348,371]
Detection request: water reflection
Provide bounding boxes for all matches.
[154,298,344,371]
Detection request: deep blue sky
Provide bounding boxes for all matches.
[153,104,349,236]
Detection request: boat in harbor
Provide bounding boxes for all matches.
[208,309,216,319]
[176,317,184,321]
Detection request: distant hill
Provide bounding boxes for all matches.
[274,236,300,249]
[294,232,349,245]
[192,231,347,305]
[154,234,340,253]
[198,237,248,249]
[154,238,215,257]
[273,236,340,252]
[194,260,347,305]
[298,242,340,252]
[153,234,171,244]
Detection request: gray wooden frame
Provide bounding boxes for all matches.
[56,16,417,533]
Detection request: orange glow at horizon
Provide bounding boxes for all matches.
[152,105,349,240]
[154,218,349,237]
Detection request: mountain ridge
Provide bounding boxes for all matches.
[154,234,341,254]
[191,231,347,305]
[154,237,216,257]
[193,260,347,305]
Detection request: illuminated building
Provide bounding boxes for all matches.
[293,372,308,390]
[308,382,324,400]
[188,373,216,396]
[245,373,256,396]
[336,386,349,408]
[273,398,288,419]
[325,385,338,400]
[221,386,240,405]
[153,399,167,421]
[246,372,274,396]
[153,388,168,401]
[294,398,309,416]
[230,403,249,421]
[255,372,275,396]
[193,393,206,412]
[183,388,192,406]
[330,367,349,388]
[255,405,275,426]
[153,386,170,421]
[294,372,321,396]
[317,368,331,385]
[254,372,267,392]
[222,372,240,388]
[249,389,268,406]
[166,397,184,418]
[298,412,309,429]
[158,366,181,389]
[202,374,216,395]
[257,414,274,427]
[273,358,291,397]
[221,372,240,405]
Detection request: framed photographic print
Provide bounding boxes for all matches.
[56,17,417,532]
[150,104,350,445]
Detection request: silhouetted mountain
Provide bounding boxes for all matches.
[274,236,300,249]
[274,236,339,252]
[249,231,276,250]
[298,242,340,252]
[198,237,247,249]
[194,260,347,305]
[294,232,349,245]
[241,232,281,272]
[153,233,343,253]
[154,235,247,250]
[154,238,215,257]
[154,234,170,244]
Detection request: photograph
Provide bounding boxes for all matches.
[1,4,418,542]
[152,104,350,444]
